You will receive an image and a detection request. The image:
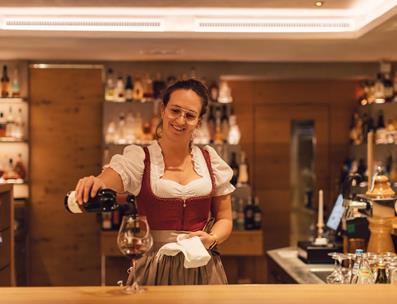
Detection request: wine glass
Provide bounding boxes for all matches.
[117,214,153,294]
[326,252,345,284]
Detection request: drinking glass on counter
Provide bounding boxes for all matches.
[326,252,346,284]
[117,214,153,294]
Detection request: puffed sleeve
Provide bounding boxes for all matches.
[103,144,145,195]
[204,146,236,196]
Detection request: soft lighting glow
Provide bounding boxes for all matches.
[315,1,324,7]
[0,1,395,34]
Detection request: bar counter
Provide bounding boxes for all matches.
[0,284,396,304]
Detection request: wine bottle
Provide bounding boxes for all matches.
[104,68,115,101]
[64,188,136,214]
[1,65,10,98]
[253,196,262,230]
[125,75,133,102]
[243,197,254,230]
[229,152,239,186]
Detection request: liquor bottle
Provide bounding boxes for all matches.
[0,112,6,137]
[3,158,18,180]
[214,108,224,144]
[189,67,197,79]
[151,100,160,138]
[383,73,394,103]
[209,82,219,102]
[142,73,153,100]
[243,197,255,230]
[134,113,144,144]
[237,199,245,231]
[124,112,136,144]
[152,73,166,99]
[207,106,216,143]
[114,77,126,102]
[375,110,386,144]
[116,113,126,144]
[228,113,241,145]
[5,107,14,138]
[64,188,136,214]
[374,73,385,104]
[105,118,117,144]
[1,65,10,98]
[104,68,115,101]
[237,151,249,186]
[13,108,24,139]
[221,105,229,143]
[229,152,239,186]
[253,196,262,230]
[375,260,388,283]
[11,68,20,98]
[14,153,26,181]
[125,75,133,102]
[218,80,233,103]
[132,78,144,101]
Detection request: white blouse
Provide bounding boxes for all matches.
[106,141,235,200]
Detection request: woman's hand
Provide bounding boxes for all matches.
[187,231,216,249]
[74,175,106,205]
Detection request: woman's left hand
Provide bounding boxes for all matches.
[187,231,216,249]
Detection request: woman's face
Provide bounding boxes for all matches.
[161,89,202,141]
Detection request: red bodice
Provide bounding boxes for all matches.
[136,146,215,231]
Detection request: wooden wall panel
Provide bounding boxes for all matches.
[30,66,103,286]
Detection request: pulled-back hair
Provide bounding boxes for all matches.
[155,79,209,139]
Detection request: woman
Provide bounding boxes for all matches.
[74,79,234,285]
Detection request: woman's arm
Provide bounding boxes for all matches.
[75,167,124,204]
[188,194,232,249]
[209,194,233,245]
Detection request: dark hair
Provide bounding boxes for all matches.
[155,78,209,139]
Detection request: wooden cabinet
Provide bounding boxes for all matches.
[0,184,15,286]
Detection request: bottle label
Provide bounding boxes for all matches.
[66,191,83,214]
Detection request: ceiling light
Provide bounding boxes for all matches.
[315,1,324,7]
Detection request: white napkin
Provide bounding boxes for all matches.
[156,234,211,268]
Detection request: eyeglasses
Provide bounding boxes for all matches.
[166,106,199,124]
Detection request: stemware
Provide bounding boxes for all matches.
[117,214,153,293]
[326,252,346,284]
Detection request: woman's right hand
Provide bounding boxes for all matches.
[74,175,106,205]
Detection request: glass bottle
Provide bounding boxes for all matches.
[114,76,126,102]
[375,110,386,144]
[253,196,262,230]
[214,108,224,144]
[229,152,239,186]
[237,199,245,231]
[125,75,133,102]
[207,106,216,143]
[14,153,26,181]
[0,112,6,137]
[243,197,254,230]
[375,260,388,284]
[142,73,153,100]
[228,114,241,145]
[374,73,385,104]
[5,107,14,138]
[152,73,166,100]
[221,105,229,143]
[13,108,24,139]
[1,65,10,98]
[64,188,136,214]
[218,80,233,103]
[104,68,115,101]
[132,78,144,101]
[116,113,126,144]
[209,82,219,103]
[237,151,249,186]
[11,68,20,98]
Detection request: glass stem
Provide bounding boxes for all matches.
[126,259,135,287]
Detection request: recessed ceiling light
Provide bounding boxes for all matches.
[315,1,324,7]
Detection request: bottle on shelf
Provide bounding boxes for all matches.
[13,107,24,139]
[237,151,249,186]
[132,77,144,101]
[134,113,144,144]
[105,117,117,144]
[5,107,14,138]
[114,76,126,102]
[231,197,238,230]
[209,82,219,103]
[64,188,136,214]
[124,112,136,144]
[11,68,20,98]
[374,73,385,104]
[375,110,386,144]
[3,158,19,181]
[349,112,363,145]
[253,196,262,230]
[151,100,161,138]
[383,73,393,103]
[152,73,166,100]
[214,108,224,144]
[228,111,241,145]
[1,65,10,98]
[14,153,26,181]
[142,73,153,100]
[218,80,233,103]
[104,68,115,101]
[237,199,245,231]
[125,75,133,102]
[375,260,388,284]
[221,105,229,143]
[229,152,239,187]
[243,197,255,230]
[115,113,126,144]
[0,112,6,137]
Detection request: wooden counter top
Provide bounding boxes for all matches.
[0,284,396,304]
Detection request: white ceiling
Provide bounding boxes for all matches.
[0,0,397,62]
